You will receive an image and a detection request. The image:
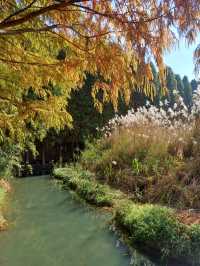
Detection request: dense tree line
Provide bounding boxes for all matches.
[143,65,199,109]
[1,1,200,173]
[165,68,198,108]
[1,0,200,148]
[34,66,199,167]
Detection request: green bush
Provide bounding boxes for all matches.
[53,165,200,264]
[189,225,200,264]
[81,141,104,171]
[53,165,115,206]
[0,142,21,179]
[115,201,200,263]
[53,165,92,181]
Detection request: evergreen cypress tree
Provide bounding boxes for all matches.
[182,76,192,107]
[166,67,177,107]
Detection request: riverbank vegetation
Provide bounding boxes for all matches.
[53,165,200,265]
[80,88,200,209]
[0,181,10,231]
[53,166,117,206]
[0,186,7,230]
[52,87,200,264]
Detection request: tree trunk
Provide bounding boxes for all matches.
[25,150,29,164]
[42,143,45,166]
[59,144,63,167]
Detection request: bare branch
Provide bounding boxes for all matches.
[0,0,90,30]
[0,24,59,35]
[0,57,63,67]
[1,0,38,24]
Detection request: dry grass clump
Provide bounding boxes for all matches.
[82,124,192,207]
[81,89,200,208]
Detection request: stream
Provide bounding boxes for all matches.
[0,176,161,266]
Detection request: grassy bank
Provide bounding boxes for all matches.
[0,186,6,204]
[53,165,200,265]
[53,166,124,206]
[0,183,9,230]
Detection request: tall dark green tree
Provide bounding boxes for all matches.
[68,74,116,141]
[166,67,177,107]
[182,76,192,107]
[175,74,184,99]
[191,79,198,93]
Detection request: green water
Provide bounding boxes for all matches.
[0,176,159,266]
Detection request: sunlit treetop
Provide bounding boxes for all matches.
[0,0,200,145]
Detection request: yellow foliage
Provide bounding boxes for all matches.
[0,0,199,144]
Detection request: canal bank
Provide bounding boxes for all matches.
[53,166,200,266]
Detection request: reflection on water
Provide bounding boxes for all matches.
[0,176,159,266]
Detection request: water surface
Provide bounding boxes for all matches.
[0,176,158,266]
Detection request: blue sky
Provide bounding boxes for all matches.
[164,41,198,81]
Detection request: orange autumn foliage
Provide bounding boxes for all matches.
[0,0,199,143]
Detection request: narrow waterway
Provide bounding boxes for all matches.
[0,176,159,266]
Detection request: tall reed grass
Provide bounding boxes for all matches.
[81,87,200,208]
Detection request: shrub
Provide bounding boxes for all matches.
[0,142,21,179]
[53,165,115,206]
[189,224,200,264]
[115,201,200,262]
